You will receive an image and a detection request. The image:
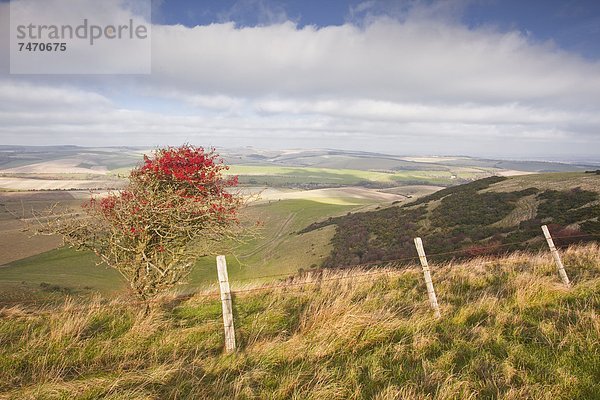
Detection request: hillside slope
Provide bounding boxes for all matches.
[0,198,360,302]
[1,244,599,399]
[302,172,600,267]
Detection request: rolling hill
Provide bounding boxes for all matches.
[301,172,600,267]
[1,149,598,304]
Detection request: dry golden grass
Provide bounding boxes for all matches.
[1,244,599,399]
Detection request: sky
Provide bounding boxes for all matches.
[1,0,600,159]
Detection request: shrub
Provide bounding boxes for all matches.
[41,145,246,301]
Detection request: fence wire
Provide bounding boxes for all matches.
[1,232,598,315]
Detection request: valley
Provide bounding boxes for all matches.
[0,146,598,303]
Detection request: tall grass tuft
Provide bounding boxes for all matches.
[1,244,599,399]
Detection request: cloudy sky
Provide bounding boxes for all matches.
[1,0,600,159]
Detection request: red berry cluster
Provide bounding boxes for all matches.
[136,145,226,187]
[83,145,241,238]
[99,196,117,215]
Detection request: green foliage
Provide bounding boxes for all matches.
[432,188,538,227]
[537,188,598,225]
[581,220,600,234]
[305,176,599,267]
[409,176,508,206]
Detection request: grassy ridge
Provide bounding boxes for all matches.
[1,244,599,399]
[189,198,364,285]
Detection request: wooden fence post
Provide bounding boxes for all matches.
[414,237,441,318]
[541,225,571,287]
[216,255,236,352]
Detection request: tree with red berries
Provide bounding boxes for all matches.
[43,145,246,300]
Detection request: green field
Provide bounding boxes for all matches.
[228,165,486,186]
[0,249,122,302]
[0,198,370,301]
[189,199,359,285]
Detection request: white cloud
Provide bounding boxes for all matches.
[149,18,600,104]
[253,98,600,126]
[0,80,113,111]
[0,0,599,157]
[149,90,245,112]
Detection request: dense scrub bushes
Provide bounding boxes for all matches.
[303,176,599,267]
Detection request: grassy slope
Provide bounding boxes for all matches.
[0,198,366,299]
[3,172,597,299]
[1,244,599,399]
[189,198,365,286]
[485,172,600,193]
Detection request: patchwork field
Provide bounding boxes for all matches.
[228,165,482,187]
[1,146,593,191]
[244,186,429,205]
[0,158,109,175]
[0,177,124,191]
